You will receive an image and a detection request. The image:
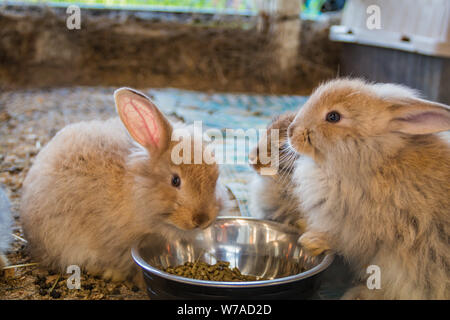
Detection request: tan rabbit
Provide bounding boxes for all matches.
[287,78,450,299]
[20,88,223,285]
[248,112,306,230]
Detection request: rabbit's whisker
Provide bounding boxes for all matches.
[279,152,297,186]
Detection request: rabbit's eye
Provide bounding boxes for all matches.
[171,174,181,188]
[326,111,341,123]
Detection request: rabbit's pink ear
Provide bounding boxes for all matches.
[114,88,172,153]
[388,99,450,135]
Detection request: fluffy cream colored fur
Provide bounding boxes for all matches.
[289,78,450,299]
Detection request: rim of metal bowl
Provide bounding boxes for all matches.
[131,216,335,288]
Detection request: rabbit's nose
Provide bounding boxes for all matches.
[193,213,209,228]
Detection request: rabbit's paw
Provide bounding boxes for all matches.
[294,218,307,233]
[103,269,125,283]
[132,271,146,290]
[299,231,330,256]
[341,284,384,300]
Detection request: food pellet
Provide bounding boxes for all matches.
[162,261,267,281]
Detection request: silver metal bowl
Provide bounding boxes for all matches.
[132,216,334,299]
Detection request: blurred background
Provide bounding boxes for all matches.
[0,0,345,94]
[1,0,447,99]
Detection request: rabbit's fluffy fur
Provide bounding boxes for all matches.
[20,89,222,284]
[289,78,450,299]
[249,175,301,226]
[248,112,304,227]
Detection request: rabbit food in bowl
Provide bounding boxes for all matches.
[163,260,272,281]
[132,217,334,299]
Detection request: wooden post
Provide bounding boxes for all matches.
[269,0,302,72]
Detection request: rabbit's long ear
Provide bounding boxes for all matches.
[114,88,172,154]
[388,98,450,135]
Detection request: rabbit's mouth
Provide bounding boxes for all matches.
[159,218,201,235]
[199,219,214,230]
[159,213,213,233]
